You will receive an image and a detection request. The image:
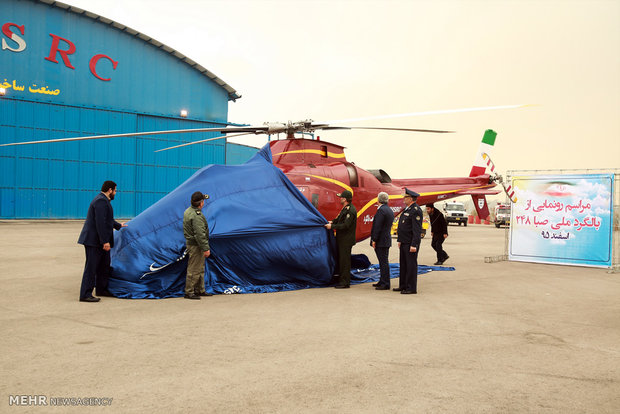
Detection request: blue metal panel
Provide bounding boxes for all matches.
[0,188,16,217]
[62,160,80,189]
[226,143,259,165]
[65,190,80,218]
[33,158,49,188]
[0,0,237,219]
[1,0,229,122]
[0,156,16,188]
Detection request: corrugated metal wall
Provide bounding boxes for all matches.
[0,0,258,219]
[226,143,260,165]
[0,98,257,218]
[2,0,230,120]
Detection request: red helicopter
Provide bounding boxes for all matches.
[268,130,502,241]
[1,106,521,241]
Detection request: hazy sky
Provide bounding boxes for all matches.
[63,0,619,181]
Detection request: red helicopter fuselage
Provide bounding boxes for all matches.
[269,138,498,242]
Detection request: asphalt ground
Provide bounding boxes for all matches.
[1,221,619,413]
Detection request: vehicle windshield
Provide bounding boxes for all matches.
[445,204,465,211]
[498,208,510,215]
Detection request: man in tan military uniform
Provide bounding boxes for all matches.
[183,191,213,300]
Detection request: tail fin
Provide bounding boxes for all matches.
[468,129,497,220]
[472,194,491,221]
[469,129,497,177]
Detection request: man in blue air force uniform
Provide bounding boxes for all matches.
[396,188,423,294]
[370,191,394,290]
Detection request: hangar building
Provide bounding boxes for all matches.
[0,0,257,218]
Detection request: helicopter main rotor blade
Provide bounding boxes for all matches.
[0,103,531,148]
[154,132,256,152]
[0,126,268,147]
[322,104,532,125]
[346,127,453,133]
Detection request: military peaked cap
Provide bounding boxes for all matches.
[404,188,419,198]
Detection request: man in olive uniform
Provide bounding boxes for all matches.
[396,188,423,294]
[183,191,213,300]
[325,190,357,289]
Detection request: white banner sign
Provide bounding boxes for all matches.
[509,174,614,267]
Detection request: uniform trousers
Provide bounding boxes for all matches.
[337,241,353,286]
[431,236,448,262]
[185,244,207,295]
[79,245,111,299]
[398,244,419,292]
[374,246,390,287]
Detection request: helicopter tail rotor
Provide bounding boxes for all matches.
[482,152,517,203]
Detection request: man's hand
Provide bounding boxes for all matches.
[398,242,401,248]
[409,246,417,253]
[204,250,211,258]
[372,241,376,249]
[103,242,111,251]
[443,233,448,239]
[121,222,128,227]
[325,223,332,230]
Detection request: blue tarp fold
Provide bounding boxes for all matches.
[109,145,335,298]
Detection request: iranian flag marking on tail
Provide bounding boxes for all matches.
[469,129,497,177]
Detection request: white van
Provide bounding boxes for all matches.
[443,201,468,226]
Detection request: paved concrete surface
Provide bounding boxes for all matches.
[1,221,619,413]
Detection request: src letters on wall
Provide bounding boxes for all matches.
[509,174,615,268]
[2,21,118,82]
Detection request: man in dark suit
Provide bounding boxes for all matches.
[370,191,394,290]
[396,188,423,294]
[325,190,357,289]
[426,203,449,265]
[77,180,126,302]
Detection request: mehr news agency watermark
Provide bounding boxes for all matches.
[8,395,113,407]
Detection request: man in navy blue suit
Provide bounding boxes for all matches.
[396,188,423,294]
[77,181,126,302]
[370,191,394,290]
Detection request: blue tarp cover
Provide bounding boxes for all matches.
[352,264,456,284]
[109,145,335,298]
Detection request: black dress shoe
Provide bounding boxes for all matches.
[392,288,403,292]
[334,285,350,289]
[400,290,417,294]
[184,293,201,300]
[79,296,100,302]
[443,255,449,263]
[375,286,389,290]
[372,283,380,287]
[433,261,442,266]
[96,290,114,297]
[197,292,213,297]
